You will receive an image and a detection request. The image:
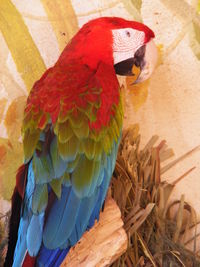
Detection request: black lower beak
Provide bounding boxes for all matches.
[114,45,146,77]
[114,57,136,76]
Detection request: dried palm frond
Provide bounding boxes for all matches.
[111,125,200,267]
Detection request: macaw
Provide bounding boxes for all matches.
[5,17,157,267]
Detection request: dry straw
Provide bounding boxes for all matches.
[111,125,200,267]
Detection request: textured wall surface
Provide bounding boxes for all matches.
[0,0,200,219]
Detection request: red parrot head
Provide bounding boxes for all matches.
[61,17,157,83]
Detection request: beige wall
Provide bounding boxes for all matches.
[125,0,200,217]
[0,0,200,219]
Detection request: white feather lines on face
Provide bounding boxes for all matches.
[112,28,145,65]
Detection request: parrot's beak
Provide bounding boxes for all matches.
[114,40,157,84]
[134,40,158,84]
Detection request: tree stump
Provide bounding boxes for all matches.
[61,198,127,267]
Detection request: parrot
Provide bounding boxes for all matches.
[4,17,157,267]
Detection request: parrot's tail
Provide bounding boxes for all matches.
[4,163,29,267]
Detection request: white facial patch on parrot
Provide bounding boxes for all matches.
[112,28,145,65]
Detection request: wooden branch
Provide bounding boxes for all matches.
[61,198,128,267]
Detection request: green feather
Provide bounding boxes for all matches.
[78,103,96,122]
[50,137,68,177]
[32,153,54,184]
[66,154,80,173]
[116,109,122,125]
[57,121,74,143]
[23,111,40,132]
[23,111,32,130]
[23,129,40,162]
[72,155,102,197]
[90,128,106,142]
[58,135,79,161]
[62,172,71,186]
[110,119,119,142]
[88,160,101,195]
[103,132,112,154]
[81,138,96,160]
[72,121,89,139]
[58,110,70,123]
[32,183,48,214]
[69,112,85,128]
[72,155,94,192]
[94,141,103,160]
[50,178,63,198]
[36,141,43,152]
[113,117,120,137]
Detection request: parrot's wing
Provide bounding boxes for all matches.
[13,63,123,266]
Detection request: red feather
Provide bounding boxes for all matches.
[22,253,36,267]
[24,17,154,133]
[16,163,28,199]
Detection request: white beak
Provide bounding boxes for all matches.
[135,39,158,83]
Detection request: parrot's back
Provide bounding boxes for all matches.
[5,59,123,267]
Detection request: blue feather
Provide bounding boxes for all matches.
[26,212,44,256]
[38,247,70,267]
[38,247,60,266]
[68,226,79,246]
[87,162,101,196]
[13,162,36,266]
[50,137,68,178]
[88,170,110,228]
[74,187,100,240]
[97,164,104,184]
[13,218,29,267]
[25,161,35,211]
[32,152,55,184]
[43,186,81,248]
[52,249,70,267]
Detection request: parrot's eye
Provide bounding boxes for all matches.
[126,30,131,37]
